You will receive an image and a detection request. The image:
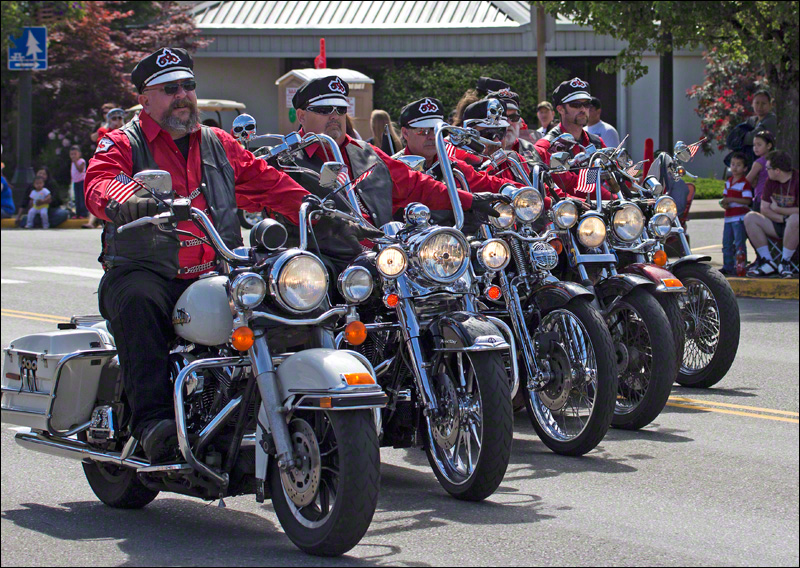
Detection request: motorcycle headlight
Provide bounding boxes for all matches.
[415,229,469,283]
[612,203,645,242]
[530,242,559,271]
[655,196,678,221]
[337,266,374,303]
[648,213,672,239]
[513,188,544,223]
[231,272,267,309]
[270,252,328,313]
[552,200,578,229]
[489,202,515,229]
[376,246,407,279]
[478,239,511,271]
[577,215,607,248]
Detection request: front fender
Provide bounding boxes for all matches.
[531,281,594,312]
[595,273,655,301]
[667,254,712,272]
[425,312,509,352]
[621,263,686,293]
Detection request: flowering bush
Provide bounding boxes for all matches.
[686,48,768,154]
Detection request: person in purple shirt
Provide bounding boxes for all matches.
[745,131,775,213]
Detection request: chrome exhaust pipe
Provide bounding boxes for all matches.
[14,430,149,469]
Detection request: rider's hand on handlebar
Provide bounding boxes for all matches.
[470,192,512,219]
[105,195,159,225]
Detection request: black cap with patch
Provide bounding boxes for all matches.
[292,75,350,109]
[553,77,592,106]
[131,47,194,93]
[476,76,510,95]
[487,89,520,112]
[400,97,446,128]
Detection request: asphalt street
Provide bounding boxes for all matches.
[1,225,798,566]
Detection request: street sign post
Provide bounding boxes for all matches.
[8,26,48,70]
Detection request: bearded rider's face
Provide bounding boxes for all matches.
[503,110,520,149]
[298,107,346,145]
[138,80,199,137]
[558,100,590,128]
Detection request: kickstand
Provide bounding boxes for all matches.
[218,494,226,508]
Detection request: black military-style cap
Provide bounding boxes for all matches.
[476,76,510,95]
[292,75,350,109]
[131,47,194,93]
[463,98,509,128]
[487,89,520,112]
[400,97,446,128]
[553,77,592,106]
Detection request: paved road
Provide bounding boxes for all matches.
[2,229,798,566]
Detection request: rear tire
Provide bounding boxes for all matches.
[82,459,159,509]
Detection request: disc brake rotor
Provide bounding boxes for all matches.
[539,341,573,410]
[280,418,321,508]
[431,373,460,450]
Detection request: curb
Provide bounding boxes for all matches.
[726,276,799,300]
[1,218,98,229]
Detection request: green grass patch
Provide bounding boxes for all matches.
[692,177,725,199]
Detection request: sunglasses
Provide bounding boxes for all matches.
[506,113,522,123]
[410,127,434,136]
[566,101,593,109]
[479,127,507,142]
[306,105,348,115]
[145,80,197,95]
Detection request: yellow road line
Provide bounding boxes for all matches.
[691,244,722,252]
[666,402,799,424]
[1,311,65,324]
[2,308,70,320]
[669,396,799,417]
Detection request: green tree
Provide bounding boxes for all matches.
[534,1,799,163]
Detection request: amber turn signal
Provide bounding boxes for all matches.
[661,278,683,288]
[343,372,375,385]
[486,285,502,300]
[231,326,255,351]
[549,239,564,255]
[653,250,668,266]
[344,320,368,346]
[384,293,400,308]
[319,397,333,408]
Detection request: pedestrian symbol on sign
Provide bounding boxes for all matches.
[8,27,48,71]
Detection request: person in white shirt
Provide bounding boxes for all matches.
[587,96,620,148]
[25,175,51,229]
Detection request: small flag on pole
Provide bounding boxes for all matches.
[351,165,376,189]
[105,172,148,204]
[573,167,600,194]
[336,166,350,187]
[687,138,706,159]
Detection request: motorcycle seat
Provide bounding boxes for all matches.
[91,320,116,348]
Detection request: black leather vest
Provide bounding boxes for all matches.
[101,121,242,279]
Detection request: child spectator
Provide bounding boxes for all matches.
[25,175,51,229]
[70,145,88,218]
[745,130,774,212]
[719,152,753,275]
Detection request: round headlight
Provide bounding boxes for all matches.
[478,239,511,271]
[231,272,267,309]
[530,242,559,271]
[612,203,645,242]
[376,246,407,278]
[577,216,607,248]
[513,188,544,223]
[552,200,578,229]
[489,202,515,229]
[337,266,374,303]
[648,213,672,239]
[272,253,328,313]
[417,229,469,282]
[655,196,678,220]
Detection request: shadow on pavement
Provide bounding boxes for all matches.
[671,385,759,399]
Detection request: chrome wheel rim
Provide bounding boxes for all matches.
[530,309,598,441]
[242,210,264,227]
[680,277,720,375]
[606,303,652,415]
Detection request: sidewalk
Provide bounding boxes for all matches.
[689,199,724,220]
[1,218,96,229]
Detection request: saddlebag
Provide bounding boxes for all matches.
[2,329,116,433]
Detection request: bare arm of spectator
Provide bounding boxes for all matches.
[761,198,785,222]
[770,200,799,216]
[746,161,763,188]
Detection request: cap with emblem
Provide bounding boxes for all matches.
[106,108,126,120]
[553,77,592,106]
[476,76,510,96]
[292,75,350,109]
[487,89,520,112]
[400,97,446,128]
[462,99,509,128]
[131,47,194,93]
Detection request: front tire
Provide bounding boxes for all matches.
[671,263,740,388]
[269,409,380,557]
[656,293,686,378]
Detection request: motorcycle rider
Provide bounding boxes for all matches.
[485,89,538,163]
[84,47,313,463]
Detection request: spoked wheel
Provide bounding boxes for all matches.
[424,351,512,502]
[525,299,617,456]
[269,409,380,556]
[672,263,740,388]
[237,209,265,229]
[605,288,676,430]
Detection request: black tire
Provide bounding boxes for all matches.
[525,298,617,456]
[82,459,159,509]
[655,293,686,378]
[425,351,513,502]
[608,288,677,430]
[238,209,264,229]
[269,409,380,557]
[672,263,740,388]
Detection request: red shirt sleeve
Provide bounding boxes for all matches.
[84,130,134,222]
[455,159,520,193]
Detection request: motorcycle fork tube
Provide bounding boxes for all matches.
[497,269,544,390]
[249,336,295,470]
[223,371,258,473]
[506,154,533,186]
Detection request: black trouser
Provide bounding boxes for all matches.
[98,265,195,438]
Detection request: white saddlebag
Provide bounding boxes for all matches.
[2,328,116,433]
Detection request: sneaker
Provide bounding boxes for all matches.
[746,258,779,277]
[139,419,179,464]
[779,263,796,278]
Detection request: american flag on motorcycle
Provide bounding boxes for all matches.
[105,172,149,204]
[336,166,350,187]
[445,142,458,159]
[573,167,600,194]
[351,165,376,189]
[687,138,706,159]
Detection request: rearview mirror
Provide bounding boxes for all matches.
[550,152,571,169]
[396,155,425,172]
[319,161,345,189]
[134,170,173,199]
[642,175,664,196]
[674,141,692,162]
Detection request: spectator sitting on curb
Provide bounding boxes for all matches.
[745,150,799,278]
[745,130,775,213]
[719,152,752,275]
[24,176,51,229]
[15,167,69,228]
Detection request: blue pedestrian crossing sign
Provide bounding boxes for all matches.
[8,27,48,70]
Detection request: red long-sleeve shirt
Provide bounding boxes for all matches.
[402,147,519,194]
[85,112,310,277]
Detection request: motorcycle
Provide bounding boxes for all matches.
[1,170,387,557]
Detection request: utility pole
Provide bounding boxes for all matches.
[537,6,547,103]
[658,32,673,153]
[12,70,34,186]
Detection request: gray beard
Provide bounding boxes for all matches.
[159,104,199,135]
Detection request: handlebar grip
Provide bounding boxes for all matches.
[466,139,485,154]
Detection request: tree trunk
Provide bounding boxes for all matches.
[772,80,799,169]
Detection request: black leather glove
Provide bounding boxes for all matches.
[469,192,512,219]
[105,195,159,225]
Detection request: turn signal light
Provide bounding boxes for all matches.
[653,250,668,266]
[384,293,400,308]
[319,397,333,408]
[549,239,564,255]
[662,278,683,288]
[344,320,368,346]
[343,372,375,385]
[231,326,255,351]
[486,285,502,300]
